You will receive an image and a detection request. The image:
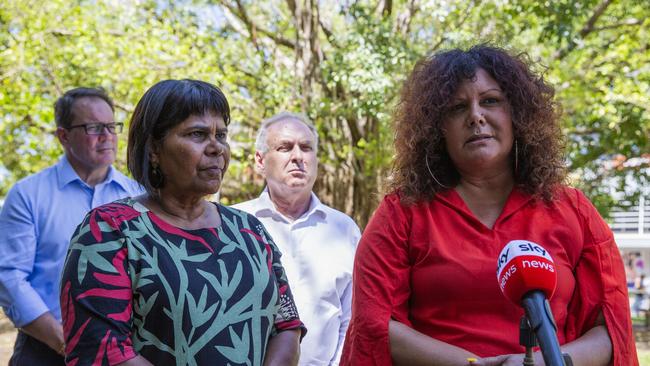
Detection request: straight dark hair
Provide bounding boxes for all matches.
[127,79,231,195]
[54,87,114,128]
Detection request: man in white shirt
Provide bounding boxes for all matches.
[234,112,360,366]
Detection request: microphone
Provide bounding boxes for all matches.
[496,240,565,366]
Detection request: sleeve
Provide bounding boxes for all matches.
[340,194,412,366]
[331,278,353,366]
[257,223,307,338]
[0,184,49,326]
[564,190,638,366]
[60,208,137,365]
[331,221,361,365]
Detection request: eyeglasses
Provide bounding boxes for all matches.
[66,122,124,135]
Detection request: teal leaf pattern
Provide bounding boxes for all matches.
[61,198,304,366]
[216,323,252,365]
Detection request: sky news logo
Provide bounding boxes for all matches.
[496,240,553,276]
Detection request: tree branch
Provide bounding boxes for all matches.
[50,29,75,37]
[579,0,613,38]
[381,0,392,17]
[592,18,644,32]
[219,0,296,49]
[38,59,63,96]
[397,0,420,35]
[318,17,338,48]
[555,0,613,59]
[113,101,134,113]
[432,0,474,50]
[285,0,297,15]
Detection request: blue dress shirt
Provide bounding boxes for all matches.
[0,156,143,327]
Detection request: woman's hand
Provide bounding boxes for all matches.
[472,354,507,366]
[389,320,480,366]
[475,353,541,366]
[474,322,611,366]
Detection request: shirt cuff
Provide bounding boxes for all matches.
[6,282,50,327]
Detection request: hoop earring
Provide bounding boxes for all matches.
[425,154,449,189]
[514,140,519,175]
[149,162,165,189]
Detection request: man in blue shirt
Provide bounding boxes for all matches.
[0,88,143,365]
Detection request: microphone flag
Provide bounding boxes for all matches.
[496,240,557,304]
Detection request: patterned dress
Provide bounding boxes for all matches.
[61,198,304,366]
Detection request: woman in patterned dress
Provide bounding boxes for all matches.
[60,79,305,366]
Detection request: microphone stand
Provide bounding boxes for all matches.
[519,315,574,366]
[519,317,536,366]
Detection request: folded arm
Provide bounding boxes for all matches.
[0,186,63,353]
[21,312,65,355]
[478,314,611,366]
[390,320,479,366]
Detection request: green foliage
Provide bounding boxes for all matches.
[1,0,648,225]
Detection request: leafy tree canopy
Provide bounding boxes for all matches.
[1,0,647,226]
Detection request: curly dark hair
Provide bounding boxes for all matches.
[385,44,566,204]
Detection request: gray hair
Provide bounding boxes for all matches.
[254,111,319,153]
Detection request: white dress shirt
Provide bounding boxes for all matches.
[233,189,360,366]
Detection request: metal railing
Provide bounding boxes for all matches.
[611,196,649,234]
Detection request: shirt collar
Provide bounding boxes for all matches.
[256,187,326,223]
[435,186,534,225]
[56,155,126,190]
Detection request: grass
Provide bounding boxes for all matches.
[639,349,650,365]
[629,309,650,364]
[633,314,648,326]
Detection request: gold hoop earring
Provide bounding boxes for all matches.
[514,140,519,175]
[425,154,449,189]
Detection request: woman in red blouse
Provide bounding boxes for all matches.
[340,45,636,365]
